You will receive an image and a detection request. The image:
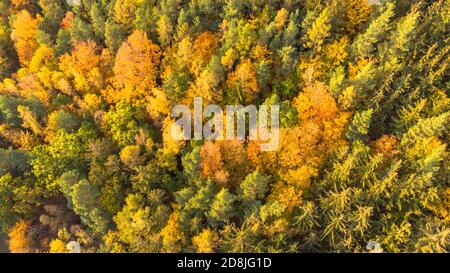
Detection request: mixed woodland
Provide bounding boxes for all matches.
[0,0,449,253]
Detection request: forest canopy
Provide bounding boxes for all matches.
[0,0,449,253]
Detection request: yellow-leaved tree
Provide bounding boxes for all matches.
[11,10,40,66]
[59,41,103,94]
[271,82,350,209]
[160,210,184,253]
[192,228,219,253]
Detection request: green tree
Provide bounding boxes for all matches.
[207,188,236,227]
[303,6,333,54]
[352,2,395,58]
[104,102,146,147]
[346,109,373,142]
[240,170,269,200]
[47,109,80,134]
[90,1,107,42]
[0,174,17,234]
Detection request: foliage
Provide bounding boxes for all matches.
[0,0,448,253]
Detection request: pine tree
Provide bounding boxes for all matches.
[346,109,374,142]
[90,1,107,42]
[303,6,333,54]
[352,2,395,58]
[207,188,236,227]
[240,170,269,200]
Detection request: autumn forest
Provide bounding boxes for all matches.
[0,0,449,253]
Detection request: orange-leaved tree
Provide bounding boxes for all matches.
[8,220,33,253]
[108,30,161,103]
[11,10,40,66]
